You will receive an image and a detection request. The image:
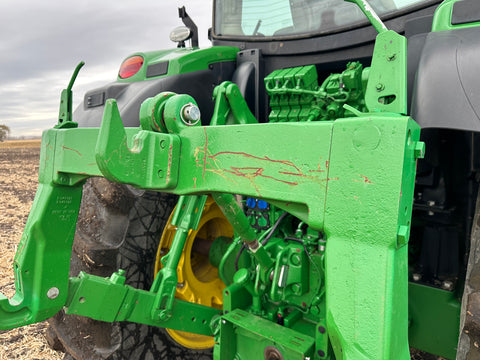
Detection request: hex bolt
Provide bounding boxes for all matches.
[376,83,385,92]
[264,346,284,360]
[58,174,69,184]
[310,305,321,315]
[290,254,301,266]
[158,310,169,321]
[47,287,60,299]
[292,283,301,294]
[442,280,454,291]
[181,103,201,126]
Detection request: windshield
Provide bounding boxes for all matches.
[214,0,428,38]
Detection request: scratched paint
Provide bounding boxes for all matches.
[166,144,173,185]
[194,146,329,192]
[62,146,82,157]
[352,174,374,184]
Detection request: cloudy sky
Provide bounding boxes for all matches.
[0,0,212,137]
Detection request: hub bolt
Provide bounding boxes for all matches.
[181,103,201,125]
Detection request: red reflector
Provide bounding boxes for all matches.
[118,56,144,79]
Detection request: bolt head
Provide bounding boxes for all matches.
[181,103,201,125]
[47,287,60,299]
[442,280,454,291]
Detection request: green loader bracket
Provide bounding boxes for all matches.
[0,108,423,359]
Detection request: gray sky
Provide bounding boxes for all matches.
[0,0,212,137]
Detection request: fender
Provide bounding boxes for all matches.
[411,27,480,131]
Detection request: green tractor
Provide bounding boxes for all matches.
[2,0,480,359]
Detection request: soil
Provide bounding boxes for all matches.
[0,140,63,360]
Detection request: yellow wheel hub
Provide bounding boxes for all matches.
[155,196,233,350]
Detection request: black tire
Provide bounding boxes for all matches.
[47,177,213,360]
[457,191,480,360]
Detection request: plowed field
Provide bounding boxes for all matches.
[0,140,62,360]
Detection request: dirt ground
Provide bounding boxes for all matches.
[0,140,63,360]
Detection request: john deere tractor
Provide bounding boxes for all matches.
[1,0,480,359]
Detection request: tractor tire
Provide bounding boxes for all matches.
[457,191,480,360]
[46,177,213,360]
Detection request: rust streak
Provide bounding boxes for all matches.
[151,107,162,132]
[203,127,208,180]
[309,163,325,173]
[205,168,238,184]
[166,144,173,184]
[224,167,299,186]
[153,120,162,132]
[360,174,374,184]
[44,141,50,169]
[210,151,302,172]
[278,171,308,177]
[62,146,82,157]
[322,177,339,182]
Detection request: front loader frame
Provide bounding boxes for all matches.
[0,3,426,359]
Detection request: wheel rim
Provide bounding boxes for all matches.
[155,196,233,349]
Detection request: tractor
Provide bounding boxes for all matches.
[1,0,480,359]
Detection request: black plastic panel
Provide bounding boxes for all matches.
[146,61,169,78]
[411,27,480,131]
[86,92,105,108]
[75,61,236,128]
[452,0,480,26]
[232,49,264,121]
